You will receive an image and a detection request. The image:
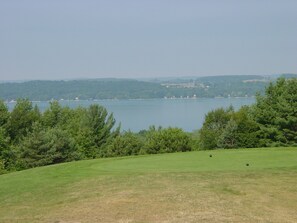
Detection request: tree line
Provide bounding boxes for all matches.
[199,78,297,149]
[0,76,270,101]
[0,100,193,174]
[1,77,296,174]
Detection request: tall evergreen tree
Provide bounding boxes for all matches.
[18,123,79,169]
[252,78,297,146]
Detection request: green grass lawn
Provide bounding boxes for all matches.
[1,147,297,223]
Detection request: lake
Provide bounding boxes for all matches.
[6,97,255,132]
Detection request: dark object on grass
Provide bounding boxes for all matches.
[246,163,249,166]
[209,154,212,157]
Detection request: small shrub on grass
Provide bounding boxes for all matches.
[143,126,192,154]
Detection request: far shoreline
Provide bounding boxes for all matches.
[4,96,256,104]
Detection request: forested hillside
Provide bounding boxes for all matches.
[0,79,165,101]
[1,75,295,101]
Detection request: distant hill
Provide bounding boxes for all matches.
[280,73,297,78]
[0,79,165,101]
[0,74,296,101]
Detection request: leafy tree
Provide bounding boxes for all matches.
[73,122,98,159]
[59,105,121,158]
[0,100,9,127]
[7,99,41,142]
[199,107,233,149]
[105,131,143,157]
[0,101,12,171]
[233,106,260,148]
[42,101,68,128]
[0,127,14,171]
[144,127,191,154]
[217,118,238,149]
[189,130,201,151]
[0,159,5,174]
[0,100,122,172]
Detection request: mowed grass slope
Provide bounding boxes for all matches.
[1,148,297,223]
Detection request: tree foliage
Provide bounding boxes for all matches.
[1,100,195,174]
[199,107,233,149]
[0,100,9,127]
[199,77,297,149]
[0,100,123,173]
[18,123,79,169]
[252,78,297,146]
[144,126,192,154]
[0,127,13,170]
[217,118,238,149]
[6,99,40,142]
[1,77,296,174]
[105,131,143,157]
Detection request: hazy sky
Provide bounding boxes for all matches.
[0,0,296,80]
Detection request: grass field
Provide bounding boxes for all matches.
[1,147,297,223]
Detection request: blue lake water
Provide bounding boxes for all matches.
[6,98,255,132]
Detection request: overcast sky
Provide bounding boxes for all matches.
[0,0,296,81]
